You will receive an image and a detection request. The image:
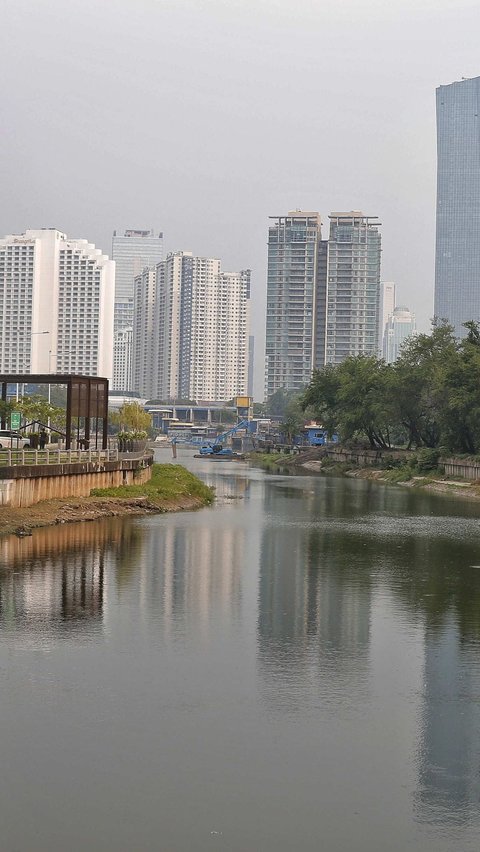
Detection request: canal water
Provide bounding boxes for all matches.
[1,451,480,851]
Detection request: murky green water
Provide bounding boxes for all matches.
[1,451,480,851]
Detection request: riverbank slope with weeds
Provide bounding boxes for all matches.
[0,464,214,539]
[249,449,480,501]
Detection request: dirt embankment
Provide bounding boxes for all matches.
[0,493,208,539]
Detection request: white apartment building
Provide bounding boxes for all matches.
[0,228,114,379]
[113,327,133,392]
[132,252,251,402]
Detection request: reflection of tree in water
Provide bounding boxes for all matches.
[258,474,480,824]
[0,519,140,638]
[323,520,480,827]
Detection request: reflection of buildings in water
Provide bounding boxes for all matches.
[196,470,250,503]
[416,616,480,824]
[257,522,371,709]
[137,524,243,639]
[0,520,138,638]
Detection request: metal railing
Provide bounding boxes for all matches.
[0,447,120,469]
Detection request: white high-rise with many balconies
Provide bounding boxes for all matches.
[132,252,250,402]
[0,228,114,378]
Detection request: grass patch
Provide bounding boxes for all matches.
[91,463,214,506]
[382,467,414,483]
[320,460,358,475]
[249,453,288,471]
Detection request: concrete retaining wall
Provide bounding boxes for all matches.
[0,454,153,508]
[322,447,411,466]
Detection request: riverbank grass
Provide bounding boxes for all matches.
[248,452,287,471]
[91,463,214,506]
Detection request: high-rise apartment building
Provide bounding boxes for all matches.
[265,212,326,398]
[112,327,133,392]
[325,212,381,365]
[132,252,250,402]
[435,76,480,335]
[383,306,416,363]
[112,229,163,389]
[132,267,158,399]
[0,228,114,378]
[247,335,255,398]
[264,210,382,398]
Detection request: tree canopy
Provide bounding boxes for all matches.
[110,401,152,433]
[17,395,66,432]
[302,321,480,453]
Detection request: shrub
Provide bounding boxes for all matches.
[416,448,441,473]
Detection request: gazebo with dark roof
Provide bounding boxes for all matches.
[0,374,109,450]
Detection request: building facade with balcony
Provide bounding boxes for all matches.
[265,212,326,398]
[0,228,114,378]
[325,212,381,365]
[132,252,250,402]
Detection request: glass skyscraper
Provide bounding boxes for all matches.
[435,76,480,335]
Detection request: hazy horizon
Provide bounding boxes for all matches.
[2,0,480,397]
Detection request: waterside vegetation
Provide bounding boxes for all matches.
[302,321,480,454]
[91,463,214,507]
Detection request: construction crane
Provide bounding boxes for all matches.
[198,420,250,457]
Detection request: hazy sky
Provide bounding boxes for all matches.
[2,0,480,396]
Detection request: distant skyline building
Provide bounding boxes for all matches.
[112,326,133,392]
[435,76,480,336]
[132,267,158,400]
[132,252,250,402]
[265,211,326,399]
[248,335,255,398]
[112,229,163,389]
[379,281,396,352]
[325,212,382,365]
[0,228,114,378]
[383,306,416,363]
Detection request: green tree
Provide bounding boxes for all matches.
[0,399,14,428]
[280,395,305,443]
[303,357,396,449]
[17,395,66,431]
[266,387,300,417]
[392,322,457,448]
[437,322,480,453]
[110,401,152,433]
